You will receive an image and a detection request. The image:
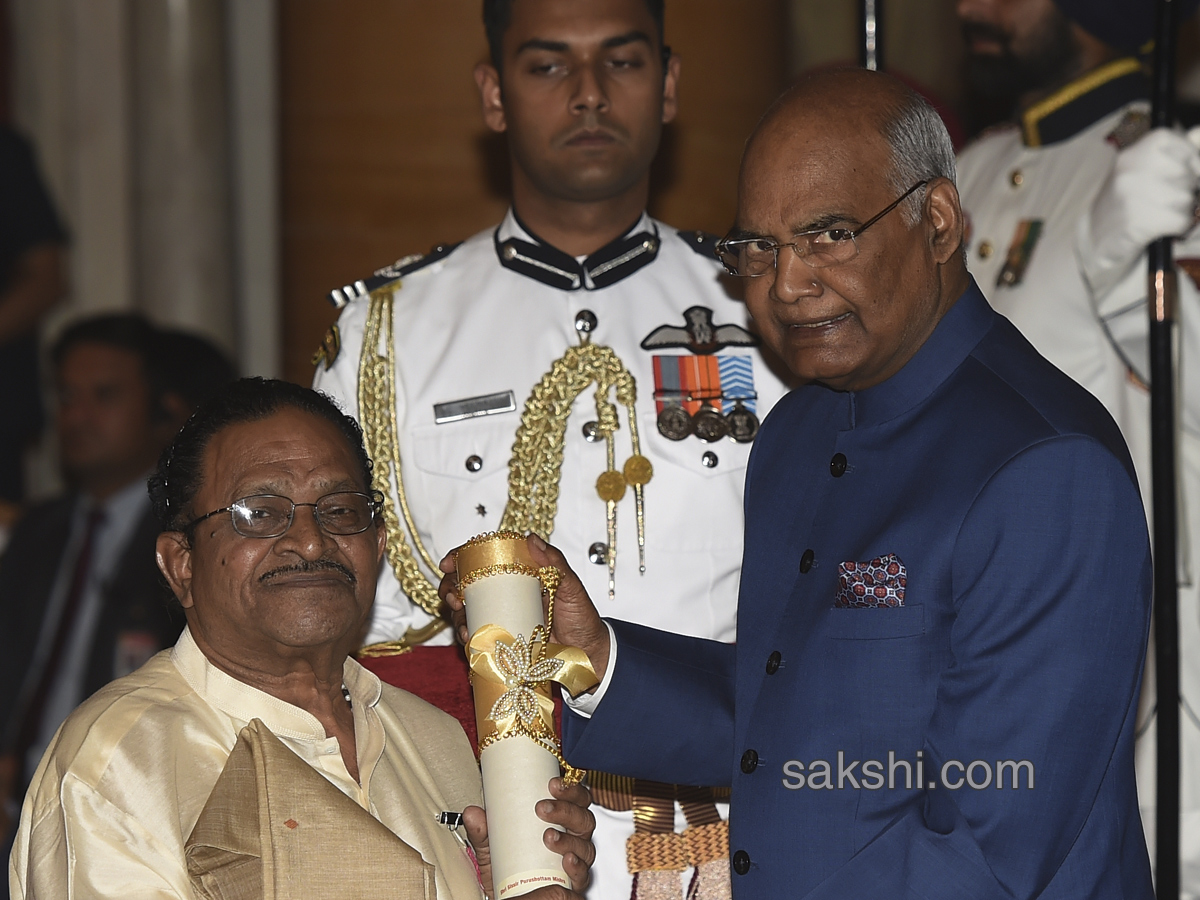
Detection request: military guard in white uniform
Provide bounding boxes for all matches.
[955,0,1200,891]
[313,1,792,897]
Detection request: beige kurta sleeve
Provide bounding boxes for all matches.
[12,771,191,899]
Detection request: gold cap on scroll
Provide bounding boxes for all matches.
[456,531,536,581]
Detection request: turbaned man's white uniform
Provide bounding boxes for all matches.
[956,57,1200,895]
[9,628,485,900]
[315,209,793,899]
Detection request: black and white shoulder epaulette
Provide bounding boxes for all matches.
[327,241,463,308]
[677,229,721,261]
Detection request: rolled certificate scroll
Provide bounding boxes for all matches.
[457,532,599,900]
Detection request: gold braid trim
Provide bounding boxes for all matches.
[499,342,637,537]
[627,833,689,873]
[457,562,544,590]
[587,772,730,812]
[477,728,586,786]
[682,821,729,866]
[587,771,635,811]
[500,342,646,601]
[590,774,729,883]
[358,306,644,652]
[357,283,445,633]
[624,823,729,873]
[677,786,723,826]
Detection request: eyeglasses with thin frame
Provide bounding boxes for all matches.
[715,180,930,277]
[184,490,384,539]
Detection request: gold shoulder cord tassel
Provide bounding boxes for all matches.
[357,284,448,656]
[498,334,652,602]
[357,289,652,657]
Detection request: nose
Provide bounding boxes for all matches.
[570,61,609,114]
[276,504,336,559]
[770,243,823,305]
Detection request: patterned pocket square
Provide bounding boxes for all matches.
[834,554,907,608]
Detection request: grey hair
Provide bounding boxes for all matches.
[881,90,957,226]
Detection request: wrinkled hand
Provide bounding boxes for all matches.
[463,776,597,899]
[1082,126,1200,294]
[438,534,611,683]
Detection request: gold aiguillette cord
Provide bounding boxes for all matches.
[500,334,652,599]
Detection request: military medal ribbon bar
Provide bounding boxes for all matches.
[652,354,759,442]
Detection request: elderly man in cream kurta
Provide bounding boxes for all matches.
[9,379,593,900]
[12,629,485,899]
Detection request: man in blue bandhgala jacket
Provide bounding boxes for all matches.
[445,68,1154,899]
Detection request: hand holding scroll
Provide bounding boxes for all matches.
[440,534,611,684]
[463,776,596,899]
[441,531,601,897]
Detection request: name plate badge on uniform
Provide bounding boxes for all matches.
[996,219,1043,288]
[434,391,517,424]
[651,354,759,443]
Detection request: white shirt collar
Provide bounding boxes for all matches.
[171,626,383,743]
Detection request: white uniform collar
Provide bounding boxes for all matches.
[494,208,661,290]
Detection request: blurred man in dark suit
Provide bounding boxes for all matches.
[0,313,234,854]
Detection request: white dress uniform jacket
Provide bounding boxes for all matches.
[956,57,1200,893]
[315,209,793,899]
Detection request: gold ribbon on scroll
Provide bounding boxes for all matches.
[468,624,598,783]
[458,531,597,898]
[458,532,598,784]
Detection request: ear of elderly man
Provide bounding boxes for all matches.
[9,377,594,900]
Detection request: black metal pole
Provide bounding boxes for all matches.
[1150,0,1181,896]
[859,0,882,71]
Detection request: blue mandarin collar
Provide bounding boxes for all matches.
[842,279,994,430]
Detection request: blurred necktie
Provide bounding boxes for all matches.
[14,506,107,763]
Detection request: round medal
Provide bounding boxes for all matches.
[693,405,729,442]
[657,405,692,441]
[726,402,760,443]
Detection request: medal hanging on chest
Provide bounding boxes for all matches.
[651,354,760,443]
[996,219,1044,288]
